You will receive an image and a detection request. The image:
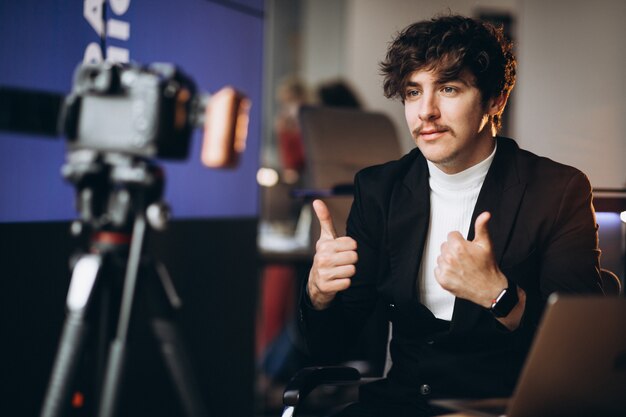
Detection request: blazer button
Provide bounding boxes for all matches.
[419,384,431,395]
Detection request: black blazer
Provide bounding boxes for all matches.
[301,137,603,405]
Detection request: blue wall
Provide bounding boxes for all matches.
[0,0,263,221]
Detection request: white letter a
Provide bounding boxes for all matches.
[84,0,105,37]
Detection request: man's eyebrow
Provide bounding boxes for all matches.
[435,76,470,86]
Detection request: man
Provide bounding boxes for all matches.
[300,14,603,416]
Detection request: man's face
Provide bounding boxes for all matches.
[404,69,502,174]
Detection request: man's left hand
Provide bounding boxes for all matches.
[435,211,526,329]
[434,211,507,309]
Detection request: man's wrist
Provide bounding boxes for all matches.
[306,282,333,311]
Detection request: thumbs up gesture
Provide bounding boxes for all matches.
[307,199,358,310]
[434,212,508,309]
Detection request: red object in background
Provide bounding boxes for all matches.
[256,264,297,357]
[71,391,84,408]
[277,130,305,172]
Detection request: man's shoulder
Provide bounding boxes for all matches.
[498,137,588,182]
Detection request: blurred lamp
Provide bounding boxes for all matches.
[257,167,279,187]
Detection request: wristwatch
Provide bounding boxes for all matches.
[490,279,519,318]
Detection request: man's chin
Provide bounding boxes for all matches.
[419,149,460,172]
[416,144,453,164]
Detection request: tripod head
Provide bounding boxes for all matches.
[62,149,170,254]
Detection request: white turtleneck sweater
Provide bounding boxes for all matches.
[418,143,497,321]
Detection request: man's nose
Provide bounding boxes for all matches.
[419,93,440,121]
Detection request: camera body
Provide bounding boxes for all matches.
[63,62,201,160]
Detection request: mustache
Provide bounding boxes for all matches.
[412,124,453,138]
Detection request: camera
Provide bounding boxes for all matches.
[61,61,249,167]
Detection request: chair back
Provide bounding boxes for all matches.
[298,105,402,242]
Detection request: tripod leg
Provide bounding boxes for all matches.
[40,254,102,417]
[152,318,209,417]
[149,262,209,417]
[97,214,147,417]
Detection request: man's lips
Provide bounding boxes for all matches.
[418,128,448,140]
[412,125,452,141]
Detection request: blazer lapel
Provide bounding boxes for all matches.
[471,139,527,263]
[387,151,430,304]
[450,138,527,332]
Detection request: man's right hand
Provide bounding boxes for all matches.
[307,199,358,310]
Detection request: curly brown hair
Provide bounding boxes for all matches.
[380,15,516,132]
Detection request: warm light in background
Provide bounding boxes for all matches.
[256,167,279,187]
[621,211,626,224]
[71,391,84,408]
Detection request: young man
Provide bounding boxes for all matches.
[300,14,603,416]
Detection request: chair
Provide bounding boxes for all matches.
[282,268,623,417]
[258,105,402,261]
[297,105,402,244]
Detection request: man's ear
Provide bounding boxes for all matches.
[487,93,508,116]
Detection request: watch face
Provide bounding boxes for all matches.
[491,283,518,317]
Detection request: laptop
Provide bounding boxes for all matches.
[431,295,626,417]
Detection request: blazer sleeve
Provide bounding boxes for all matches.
[299,170,383,363]
[538,170,602,295]
[508,168,602,344]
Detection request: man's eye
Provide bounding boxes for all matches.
[442,86,457,94]
[405,89,420,99]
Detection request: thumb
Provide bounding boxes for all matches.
[472,211,493,250]
[313,199,337,240]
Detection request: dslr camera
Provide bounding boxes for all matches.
[61,61,249,167]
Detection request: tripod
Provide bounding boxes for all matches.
[40,150,208,417]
